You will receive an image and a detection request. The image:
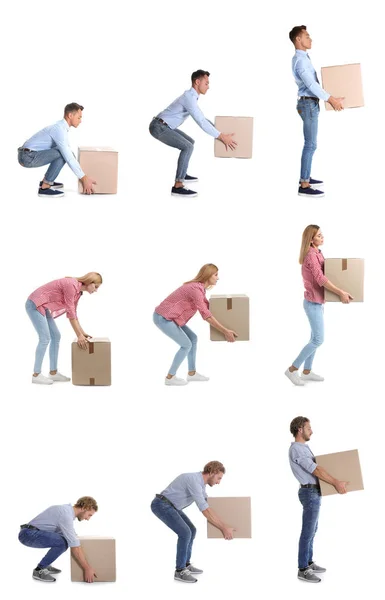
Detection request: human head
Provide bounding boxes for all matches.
[289,25,312,50]
[185,263,219,289]
[191,70,210,95]
[75,272,103,294]
[74,496,98,521]
[299,225,323,264]
[203,460,226,486]
[290,416,312,442]
[64,103,84,128]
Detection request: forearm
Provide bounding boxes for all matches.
[206,316,227,333]
[323,280,344,295]
[71,546,91,570]
[69,318,83,337]
[202,507,226,531]
[313,466,337,486]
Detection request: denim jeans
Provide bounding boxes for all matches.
[297,98,320,182]
[298,488,321,569]
[18,528,69,569]
[292,300,324,370]
[149,118,194,182]
[18,147,66,185]
[153,312,197,375]
[151,497,196,570]
[25,299,61,373]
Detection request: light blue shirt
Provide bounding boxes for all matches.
[22,119,85,179]
[289,442,319,485]
[29,504,80,547]
[157,88,220,137]
[292,50,330,101]
[161,472,209,512]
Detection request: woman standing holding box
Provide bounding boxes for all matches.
[26,272,102,385]
[154,264,237,386]
[285,226,352,386]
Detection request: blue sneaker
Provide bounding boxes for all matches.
[184,174,198,182]
[298,186,324,198]
[299,177,324,186]
[171,186,198,198]
[39,180,64,189]
[38,187,65,198]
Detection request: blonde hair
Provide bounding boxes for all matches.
[74,496,98,511]
[67,272,103,285]
[203,461,226,475]
[299,225,320,265]
[184,263,218,288]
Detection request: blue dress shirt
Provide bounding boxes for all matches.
[161,472,209,511]
[289,442,319,485]
[292,50,330,101]
[157,88,220,137]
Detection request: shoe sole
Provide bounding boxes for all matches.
[300,378,324,382]
[298,577,321,583]
[298,192,325,198]
[38,192,65,198]
[50,379,71,383]
[32,381,53,385]
[32,576,56,582]
[174,577,198,583]
[184,179,199,183]
[165,382,188,386]
[171,193,198,198]
[186,379,209,382]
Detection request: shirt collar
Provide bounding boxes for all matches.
[199,472,206,488]
[190,87,199,100]
[295,49,309,57]
[60,118,70,131]
[309,245,322,254]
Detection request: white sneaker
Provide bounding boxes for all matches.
[165,376,188,386]
[285,369,305,386]
[187,372,210,382]
[49,372,71,382]
[32,374,54,385]
[301,372,324,382]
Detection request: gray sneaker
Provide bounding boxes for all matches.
[309,562,326,573]
[298,568,321,583]
[33,568,56,582]
[174,568,198,583]
[46,565,62,574]
[186,564,203,574]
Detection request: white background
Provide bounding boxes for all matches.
[1,0,384,598]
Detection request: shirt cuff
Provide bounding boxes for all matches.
[69,539,81,548]
[66,311,77,320]
[200,309,212,320]
[318,275,328,286]
[198,500,209,511]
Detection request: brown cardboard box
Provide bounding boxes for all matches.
[72,337,111,386]
[324,258,364,302]
[207,497,251,538]
[214,117,253,158]
[316,449,364,496]
[78,147,118,193]
[321,63,364,110]
[71,536,116,582]
[209,295,249,341]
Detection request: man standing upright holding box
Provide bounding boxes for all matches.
[289,26,345,198]
[289,417,348,583]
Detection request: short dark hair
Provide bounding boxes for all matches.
[290,416,309,437]
[289,25,307,45]
[64,102,84,116]
[191,70,210,85]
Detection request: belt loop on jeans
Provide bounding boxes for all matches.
[156,494,177,509]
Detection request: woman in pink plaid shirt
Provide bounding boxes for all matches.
[285,225,352,386]
[154,264,237,386]
[26,272,102,385]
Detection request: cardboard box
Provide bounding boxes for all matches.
[214,117,253,158]
[316,449,364,497]
[71,536,116,582]
[324,258,364,302]
[209,295,249,341]
[207,497,251,538]
[78,147,118,193]
[72,338,111,386]
[321,63,364,110]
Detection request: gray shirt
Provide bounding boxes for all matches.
[29,504,80,547]
[161,472,209,511]
[289,442,319,485]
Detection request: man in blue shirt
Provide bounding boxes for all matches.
[289,26,345,198]
[149,70,237,198]
[151,461,235,583]
[289,417,348,583]
[18,103,97,198]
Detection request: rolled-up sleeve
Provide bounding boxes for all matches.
[291,449,317,474]
[182,94,220,137]
[186,479,209,511]
[190,285,212,320]
[296,59,330,101]
[306,253,328,287]
[50,124,85,179]
[62,280,79,319]
[58,509,80,547]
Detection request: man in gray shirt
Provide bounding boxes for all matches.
[289,417,348,584]
[18,496,98,583]
[151,461,235,583]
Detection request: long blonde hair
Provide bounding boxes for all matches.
[184,263,218,288]
[67,272,103,285]
[299,225,320,264]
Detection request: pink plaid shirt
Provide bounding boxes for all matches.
[155,282,212,327]
[302,247,328,304]
[28,278,83,319]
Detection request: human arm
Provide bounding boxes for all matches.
[306,253,352,303]
[323,280,353,303]
[69,319,89,349]
[71,546,97,583]
[206,316,237,342]
[183,93,220,137]
[202,507,236,540]
[295,59,330,101]
[50,125,96,192]
[313,466,348,494]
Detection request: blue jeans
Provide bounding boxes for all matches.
[153,312,197,375]
[18,147,66,185]
[151,497,196,570]
[292,300,324,370]
[298,488,321,569]
[297,98,320,182]
[18,528,68,569]
[26,299,61,373]
[149,118,194,182]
